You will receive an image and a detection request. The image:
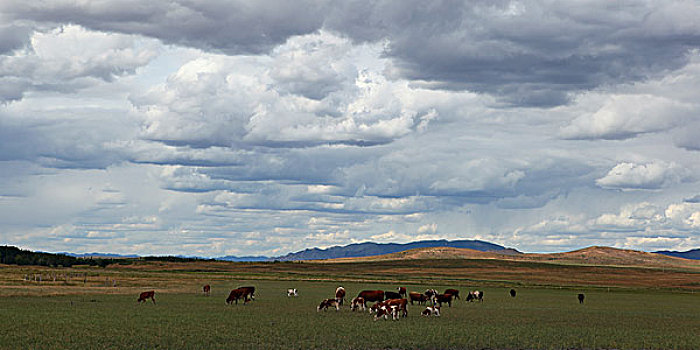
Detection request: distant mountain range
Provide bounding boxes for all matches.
[274,239,516,261]
[654,249,700,260]
[43,242,700,262]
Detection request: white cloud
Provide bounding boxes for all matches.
[596,161,692,190]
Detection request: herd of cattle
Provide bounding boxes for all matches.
[137,285,586,320]
[316,286,487,320]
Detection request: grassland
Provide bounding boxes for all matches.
[1,257,699,349]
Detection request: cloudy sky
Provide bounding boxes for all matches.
[1,1,700,257]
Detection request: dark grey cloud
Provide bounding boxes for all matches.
[2,0,328,55]
[6,1,700,106]
[327,0,700,106]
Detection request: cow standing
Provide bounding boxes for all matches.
[238,286,256,301]
[335,286,346,305]
[203,285,211,296]
[397,287,407,299]
[434,293,453,307]
[351,297,366,311]
[466,290,484,302]
[373,299,408,320]
[409,292,429,305]
[510,289,516,298]
[444,288,460,300]
[137,291,156,304]
[578,293,585,304]
[384,291,401,300]
[317,298,341,311]
[355,290,384,309]
[226,288,251,305]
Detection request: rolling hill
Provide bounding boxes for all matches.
[318,245,700,270]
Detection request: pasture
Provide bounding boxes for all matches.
[1,279,699,349]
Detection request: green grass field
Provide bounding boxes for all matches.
[1,280,698,350]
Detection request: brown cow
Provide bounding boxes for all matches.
[203,284,211,296]
[317,298,341,311]
[238,286,256,301]
[397,287,407,298]
[226,288,248,305]
[434,293,453,307]
[444,288,460,300]
[356,290,384,308]
[137,290,156,304]
[374,299,408,320]
[351,296,366,311]
[409,292,429,305]
[335,286,346,305]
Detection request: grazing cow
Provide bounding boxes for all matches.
[409,292,429,305]
[287,288,298,297]
[356,290,384,308]
[335,286,346,305]
[317,298,341,311]
[137,290,156,304]
[238,286,256,301]
[351,297,366,311]
[226,288,248,305]
[424,289,438,299]
[444,288,460,300]
[434,293,453,307]
[373,299,408,320]
[384,291,401,300]
[397,287,407,298]
[510,289,516,298]
[203,285,211,296]
[578,293,585,304]
[466,290,484,302]
[421,305,441,317]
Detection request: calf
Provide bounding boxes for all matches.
[409,292,429,305]
[421,305,441,317]
[397,287,407,298]
[578,293,585,304]
[444,288,460,300]
[287,288,298,297]
[202,285,211,296]
[335,286,346,305]
[434,293,453,307]
[510,289,516,298]
[226,288,248,305]
[351,297,366,311]
[317,298,341,311]
[137,290,156,304]
[384,291,401,300]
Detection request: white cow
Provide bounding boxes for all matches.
[287,288,298,297]
[421,305,441,317]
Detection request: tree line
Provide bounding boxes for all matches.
[0,245,215,268]
[0,245,123,268]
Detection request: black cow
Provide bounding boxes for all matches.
[510,289,516,298]
[384,291,402,300]
[578,293,585,304]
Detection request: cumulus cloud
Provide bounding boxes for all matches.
[595,161,692,190]
[0,24,158,102]
[561,95,694,140]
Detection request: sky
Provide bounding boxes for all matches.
[1,1,700,257]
